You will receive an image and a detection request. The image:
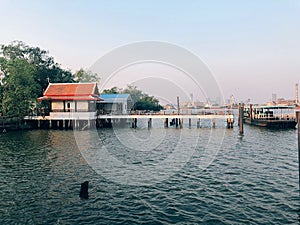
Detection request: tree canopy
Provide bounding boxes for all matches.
[103,84,163,111]
[0,41,75,117]
[74,68,99,82]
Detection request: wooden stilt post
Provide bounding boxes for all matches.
[212,118,216,128]
[297,111,300,192]
[177,96,180,115]
[164,118,168,128]
[179,118,183,129]
[132,118,137,129]
[238,103,244,135]
[189,118,191,128]
[197,118,200,128]
[148,118,152,129]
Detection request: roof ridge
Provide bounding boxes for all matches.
[49,82,96,85]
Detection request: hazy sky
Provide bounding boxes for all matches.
[0,0,299,103]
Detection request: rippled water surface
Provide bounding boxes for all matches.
[0,122,299,224]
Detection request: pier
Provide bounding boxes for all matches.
[24,110,234,130]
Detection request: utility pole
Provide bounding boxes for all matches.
[177,96,180,115]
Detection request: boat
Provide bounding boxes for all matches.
[243,105,297,129]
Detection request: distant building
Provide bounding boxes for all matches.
[230,95,235,108]
[272,93,277,104]
[277,98,295,106]
[190,93,194,107]
[164,104,176,110]
[296,83,299,105]
[99,94,133,114]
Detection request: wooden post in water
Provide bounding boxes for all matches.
[164,118,168,128]
[131,118,137,129]
[212,118,216,128]
[238,103,244,135]
[177,96,180,115]
[197,118,200,128]
[297,111,300,191]
[179,118,183,129]
[250,104,253,121]
[148,118,152,129]
[189,118,191,128]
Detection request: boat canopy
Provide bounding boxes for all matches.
[244,105,295,110]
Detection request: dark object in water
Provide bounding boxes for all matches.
[170,118,176,126]
[79,181,89,199]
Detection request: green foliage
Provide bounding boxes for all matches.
[0,40,75,118]
[103,84,163,111]
[1,58,39,118]
[134,95,163,111]
[102,86,119,94]
[122,84,143,104]
[74,68,98,82]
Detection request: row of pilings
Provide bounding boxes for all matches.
[26,119,121,130]
[132,117,234,129]
[25,117,235,130]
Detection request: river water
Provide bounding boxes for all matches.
[0,119,299,224]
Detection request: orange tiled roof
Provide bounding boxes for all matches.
[38,83,103,102]
[44,83,99,96]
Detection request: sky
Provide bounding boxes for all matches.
[0,0,299,103]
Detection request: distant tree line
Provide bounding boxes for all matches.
[103,84,163,111]
[0,41,97,119]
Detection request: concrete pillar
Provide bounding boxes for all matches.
[74,120,77,129]
[227,117,234,129]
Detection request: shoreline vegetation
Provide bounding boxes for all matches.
[0,41,163,131]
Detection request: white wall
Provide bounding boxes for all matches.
[52,101,64,110]
[77,101,88,111]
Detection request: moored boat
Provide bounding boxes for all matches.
[243,105,297,129]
